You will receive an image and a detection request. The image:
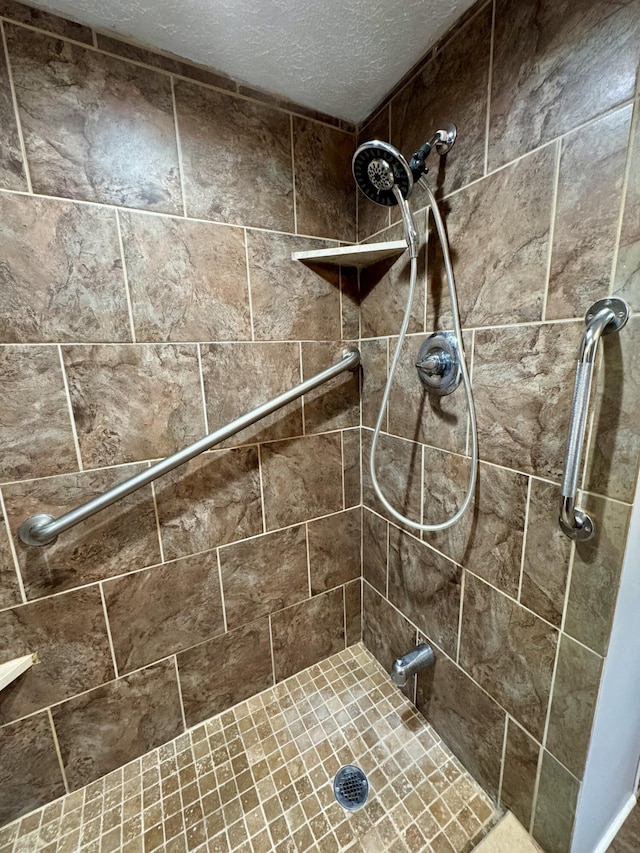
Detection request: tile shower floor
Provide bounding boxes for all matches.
[0,644,499,853]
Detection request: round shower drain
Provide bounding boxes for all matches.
[333,765,369,810]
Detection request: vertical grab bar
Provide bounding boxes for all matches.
[559,298,630,541]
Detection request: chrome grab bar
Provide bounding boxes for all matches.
[18,346,361,547]
[559,298,630,541]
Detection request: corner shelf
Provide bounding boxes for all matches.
[292,239,407,269]
[0,654,35,692]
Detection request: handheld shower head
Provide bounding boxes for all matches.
[352,140,414,207]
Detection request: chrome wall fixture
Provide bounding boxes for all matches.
[559,298,630,541]
[18,347,361,547]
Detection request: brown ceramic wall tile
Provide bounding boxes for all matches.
[473,322,583,480]
[0,194,130,344]
[174,81,293,231]
[345,579,362,646]
[564,493,631,655]
[489,0,640,170]
[340,266,360,340]
[177,616,273,726]
[301,342,359,433]
[362,508,387,594]
[500,719,540,830]
[614,109,640,308]
[0,0,93,41]
[0,345,77,482]
[103,551,225,673]
[0,712,66,827]
[201,342,303,448]
[293,118,355,241]
[521,478,572,627]
[0,36,26,191]
[0,519,20,611]
[52,659,183,790]
[237,84,341,128]
[361,338,387,429]
[362,582,416,695]
[3,463,161,598]
[119,213,251,343]
[356,107,391,242]
[246,231,341,341]
[459,573,558,740]
[7,26,182,212]
[545,634,603,779]
[429,146,555,329]
[307,508,361,594]
[362,430,423,530]
[609,803,640,853]
[260,433,343,530]
[63,343,204,468]
[271,588,345,681]
[219,525,308,630]
[342,428,361,508]
[532,751,580,853]
[416,650,506,799]
[546,107,632,320]
[153,446,263,561]
[390,5,492,198]
[424,452,527,599]
[0,587,113,724]
[387,526,461,658]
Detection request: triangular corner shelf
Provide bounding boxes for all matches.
[292,239,407,269]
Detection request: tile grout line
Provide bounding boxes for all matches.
[169,75,188,219]
[149,478,166,564]
[608,94,639,295]
[298,341,306,435]
[1,20,33,195]
[342,583,347,649]
[305,522,312,598]
[0,489,27,604]
[91,28,97,48]
[256,443,267,535]
[196,343,209,434]
[529,745,546,837]
[99,582,120,679]
[496,712,509,807]
[115,208,137,343]
[517,476,533,602]
[173,655,188,732]
[57,344,84,472]
[483,0,496,176]
[216,548,228,633]
[243,227,256,342]
[268,614,277,686]
[340,430,346,509]
[455,568,465,666]
[290,114,298,235]
[541,138,562,322]
[47,708,70,794]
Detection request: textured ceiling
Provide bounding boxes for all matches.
[27,0,476,123]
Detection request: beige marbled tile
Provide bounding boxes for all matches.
[62,343,205,468]
[120,213,251,343]
[0,40,26,191]
[0,194,131,344]
[6,26,182,213]
[174,80,293,231]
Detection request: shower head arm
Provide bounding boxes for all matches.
[392,185,419,259]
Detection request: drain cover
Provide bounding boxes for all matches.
[333,765,369,810]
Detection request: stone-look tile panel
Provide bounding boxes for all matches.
[345,579,361,646]
[342,428,361,508]
[521,478,572,627]
[307,508,361,594]
[362,583,416,696]
[585,318,640,503]
[545,634,603,779]
[0,38,26,191]
[174,81,293,231]
[532,751,580,853]
[177,616,273,726]
[416,649,506,800]
[356,106,391,242]
[7,26,182,212]
[547,107,632,320]
[246,231,341,341]
[459,573,558,740]
[201,342,303,448]
[63,343,204,468]
[301,342,360,434]
[362,430,423,531]
[360,219,425,339]
[489,0,640,170]
[119,213,251,343]
[153,446,263,561]
[219,525,308,630]
[614,108,640,308]
[0,587,113,724]
[609,802,640,853]
[260,433,343,530]
[500,719,540,831]
[0,345,77,482]
[362,508,387,594]
[293,118,355,242]
[473,322,583,480]
[3,464,161,598]
[424,452,527,599]
[52,659,183,791]
[388,333,469,454]
[565,493,631,656]
[271,588,345,681]
[340,265,359,341]
[0,194,130,344]
[0,519,20,610]
[361,337,387,429]
[0,712,66,827]
[102,550,225,674]
[428,146,555,329]
[388,526,461,658]
[390,4,491,198]
[0,0,93,41]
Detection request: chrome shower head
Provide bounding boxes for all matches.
[352,140,414,207]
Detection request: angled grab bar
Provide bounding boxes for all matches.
[18,346,361,547]
[559,298,629,541]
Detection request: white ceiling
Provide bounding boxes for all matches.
[28,0,476,123]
